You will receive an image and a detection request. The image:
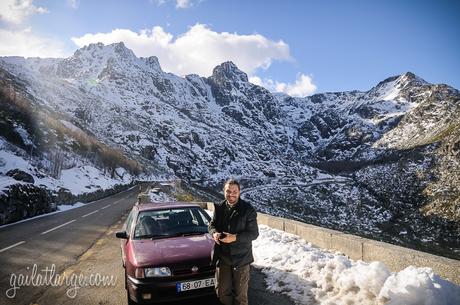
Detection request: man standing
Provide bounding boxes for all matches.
[209,179,259,305]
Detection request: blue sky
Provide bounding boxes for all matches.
[0,0,459,96]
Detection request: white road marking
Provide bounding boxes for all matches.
[0,241,26,253]
[101,204,111,210]
[112,196,129,205]
[40,220,76,235]
[82,210,99,218]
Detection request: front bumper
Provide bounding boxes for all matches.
[126,272,216,304]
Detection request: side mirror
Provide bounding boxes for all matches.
[116,231,128,239]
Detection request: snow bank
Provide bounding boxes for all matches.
[0,175,26,195]
[254,225,460,305]
[57,202,86,212]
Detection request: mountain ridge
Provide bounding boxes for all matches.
[0,42,459,259]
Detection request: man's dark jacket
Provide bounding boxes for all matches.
[208,199,259,268]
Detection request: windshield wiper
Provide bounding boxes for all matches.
[150,234,175,239]
[174,231,207,236]
[136,232,208,239]
[135,234,171,240]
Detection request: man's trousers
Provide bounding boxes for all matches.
[215,261,250,305]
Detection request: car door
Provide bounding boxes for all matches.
[121,208,136,267]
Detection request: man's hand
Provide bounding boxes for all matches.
[212,232,221,245]
[219,232,236,244]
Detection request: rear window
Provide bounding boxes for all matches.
[133,207,210,239]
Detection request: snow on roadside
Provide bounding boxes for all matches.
[57,202,86,212]
[253,225,460,305]
[0,201,96,230]
[0,175,26,195]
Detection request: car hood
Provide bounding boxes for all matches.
[131,233,214,267]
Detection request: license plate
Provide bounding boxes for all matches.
[176,277,215,292]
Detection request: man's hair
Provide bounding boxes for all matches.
[224,178,240,191]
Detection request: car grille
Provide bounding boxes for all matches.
[173,265,214,276]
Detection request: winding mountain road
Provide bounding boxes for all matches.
[240,177,352,195]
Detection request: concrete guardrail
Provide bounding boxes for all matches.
[204,202,460,285]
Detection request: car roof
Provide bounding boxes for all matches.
[135,201,202,212]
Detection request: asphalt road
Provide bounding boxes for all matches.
[0,185,139,305]
[0,185,295,305]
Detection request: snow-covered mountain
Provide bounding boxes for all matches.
[0,42,458,258]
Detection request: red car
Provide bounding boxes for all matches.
[116,202,216,304]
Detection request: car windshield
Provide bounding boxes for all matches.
[133,207,211,239]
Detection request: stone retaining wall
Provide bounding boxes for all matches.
[203,202,460,285]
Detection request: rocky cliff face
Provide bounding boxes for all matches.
[0,43,458,258]
[421,116,460,222]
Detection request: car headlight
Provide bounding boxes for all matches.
[144,267,172,277]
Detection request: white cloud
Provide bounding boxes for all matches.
[249,73,317,97]
[0,1,59,58]
[249,76,264,86]
[71,24,291,77]
[67,0,79,9]
[176,0,191,8]
[0,28,68,58]
[150,0,196,9]
[0,0,48,25]
[278,74,317,97]
[150,0,166,5]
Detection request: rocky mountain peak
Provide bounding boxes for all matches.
[375,72,428,91]
[72,42,137,63]
[210,61,249,84]
[361,72,430,104]
[397,72,429,88]
[112,41,133,56]
[57,42,139,79]
[143,55,162,72]
[72,42,103,56]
